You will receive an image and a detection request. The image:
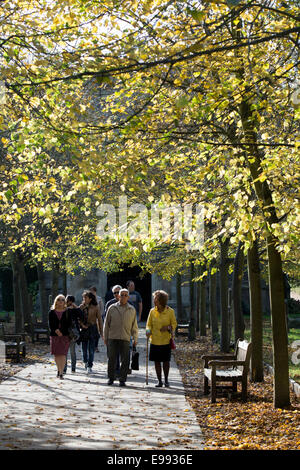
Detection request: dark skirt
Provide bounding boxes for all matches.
[149,343,171,362]
[50,335,70,356]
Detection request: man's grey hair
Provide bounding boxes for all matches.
[112,285,122,292]
[119,288,129,295]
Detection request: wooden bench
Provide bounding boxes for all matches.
[32,325,49,344]
[175,323,190,337]
[0,329,26,363]
[31,317,49,344]
[202,339,252,403]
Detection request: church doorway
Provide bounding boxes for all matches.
[106,265,152,321]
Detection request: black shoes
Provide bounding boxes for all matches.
[107,379,126,386]
[155,381,170,387]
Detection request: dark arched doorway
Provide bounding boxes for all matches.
[106,265,152,321]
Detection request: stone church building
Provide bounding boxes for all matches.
[61,267,183,322]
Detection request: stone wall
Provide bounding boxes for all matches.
[67,269,107,305]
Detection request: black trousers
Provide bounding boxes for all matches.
[107,339,130,382]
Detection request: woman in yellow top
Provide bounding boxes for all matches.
[146,290,177,388]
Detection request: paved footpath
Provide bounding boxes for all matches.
[0,325,204,450]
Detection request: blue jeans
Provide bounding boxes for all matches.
[82,337,96,368]
[64,340,77,372]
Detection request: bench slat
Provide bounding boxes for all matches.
[204,368,242,380]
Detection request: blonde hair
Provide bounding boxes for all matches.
[51,294,66,310]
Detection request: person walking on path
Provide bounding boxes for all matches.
[49,295,73,380]
[126,280,143,323]
[146,290,177,388]
[63,295,83,374]
[79,291,103,374]
[104,285,122,320]
[104,288,138,387]
[89,286,104,352]
[104,285,122,375]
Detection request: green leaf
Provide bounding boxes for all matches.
[5,189,13,199]
[176,96,189,109]
[186,8,206,22]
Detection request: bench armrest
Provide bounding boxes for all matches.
[208,360,246,367]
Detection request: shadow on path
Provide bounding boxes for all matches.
[0,326,204,450]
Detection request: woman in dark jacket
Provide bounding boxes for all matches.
[63,295,83,374]
[49,295,72,379]
[79,291,103,374]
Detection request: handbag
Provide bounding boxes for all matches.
[77,307,90,343]
[78,327,90,343]
[65,309,80,341]
[68,327,80,342]
[170,337,176,350]
[131,345,139,370]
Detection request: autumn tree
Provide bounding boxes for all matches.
[0,0,299,408]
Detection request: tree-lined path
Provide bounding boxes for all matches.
[0,0,299,430]
[0,325,203,450]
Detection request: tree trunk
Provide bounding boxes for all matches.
[51,263,60,300]
[267,236,290,408]
[190,263,195,323]
[18,252,32,335]
[196,270,200,332]
[209,264,218,341]
[37,262,48,324]
[176,273,184,322]
[247,240,264,382]
[239,96,290,408]
[220,237,230,352]
[230,19,290,407]
[232,241,245,342]
[199,265,206,336]
[228,287,233,344]
[11,253,23,334]
[188,264,196,340]
[62,271,67,296]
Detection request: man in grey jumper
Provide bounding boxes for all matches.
[104,288,138,386]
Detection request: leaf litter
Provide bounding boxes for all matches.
[173,334,300,450]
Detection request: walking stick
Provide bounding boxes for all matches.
[146,336,149,385]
